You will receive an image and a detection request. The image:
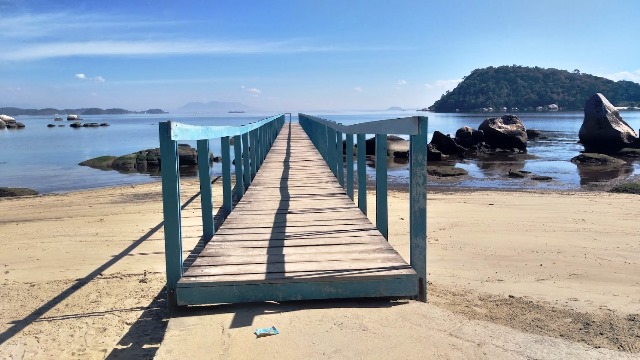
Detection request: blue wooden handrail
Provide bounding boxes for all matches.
[159,114,285,308]
[298,113,428,301]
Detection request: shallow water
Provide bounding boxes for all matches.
[1,110,640,193]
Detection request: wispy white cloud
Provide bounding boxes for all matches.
[425,79,462,89]
[354,86,363,92]
[397,79,407,86]
[0,40,374,61]
[246,88,262,96]
[75,73,106,82]
[603,70,640,83]
[0,11,408,62]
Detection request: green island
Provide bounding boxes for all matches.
[429,65,640,112]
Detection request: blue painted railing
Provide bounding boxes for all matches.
[159,114,285,307]
[299,113,428,301]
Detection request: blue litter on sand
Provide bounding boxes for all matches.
[255,326,279,337]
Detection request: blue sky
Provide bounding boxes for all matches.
[1,0,639,111]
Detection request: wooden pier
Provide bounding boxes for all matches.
[159,114,427,307]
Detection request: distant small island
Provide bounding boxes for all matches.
[429,65,640,112]
[0,107,167,116]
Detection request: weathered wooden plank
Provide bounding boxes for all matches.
[183,260,413,277]
[177,276,417,305]
[190,250,401,266]
[199,242,397,256]
[197,139,214,238]
[159,122,183,308]
[221,136,232,216]
[410,116,428,302]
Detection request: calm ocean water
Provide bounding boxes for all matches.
[1,110,640,193]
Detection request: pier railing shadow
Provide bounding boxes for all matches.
[0,189,201,349]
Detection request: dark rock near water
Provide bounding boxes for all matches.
[532,175,553,181]
[363,135,409,157]
[427,144,442,161]
[478,114,527,150]
[507,170,527,178]
[617,148,640,158]
[430,131,466,155]
[570,153,626,167]
[0,187,38,197]
[427,166,468,177]
[454,126,484,148]
[80,144,199,174]
[100,123,110,127]
[70,121,82,128]
[579,93,637,154]
[526,129,542,139]
[47,124,55,128]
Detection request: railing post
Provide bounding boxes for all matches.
[410,116,428,302]
[346,133,354,200]
[233,135,243,200]
[250,129,257,179]
[336,131,344,188]
[221,136,232,216]
[159,121,183,309]
[327,128,337,176]
[375,134,388,240]
[357,134,367,215]
[242,132,250,189]
[197,139,214,239]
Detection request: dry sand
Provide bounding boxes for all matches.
[0,179,638,359]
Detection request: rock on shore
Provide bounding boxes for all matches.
[578,93,637,154]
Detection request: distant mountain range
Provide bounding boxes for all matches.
[176,101,255,113]
[429,65,640,112]
[0,107,167,116]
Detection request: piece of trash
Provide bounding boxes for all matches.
[255,326,279,337]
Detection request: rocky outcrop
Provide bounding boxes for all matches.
[427,144,442,161]
[430,131,466,155]
[0,114,16,122]
[79,144,199,173]
[427,166,468,177]
[478,115,528,150]
[363,135,409,157]
[0,115,23,129]
[526,129,542,139]
[454,126,484,148]
[578,93,637,154]
[570,153,626,167]
[0,187,38,197]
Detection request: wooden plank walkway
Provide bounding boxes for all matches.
[176,123,418,305]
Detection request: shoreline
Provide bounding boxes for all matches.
[1,180,638,358]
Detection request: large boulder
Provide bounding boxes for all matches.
[578,93,637,154]
[80,144,198,173]
[478,115,527,151]
[364,135,409,157]
[0,114,16,123]
[454,126,484,148]
[430,131,466,155]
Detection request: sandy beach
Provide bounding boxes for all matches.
[0,179,639,359]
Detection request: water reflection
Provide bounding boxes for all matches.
[575,164,634,186]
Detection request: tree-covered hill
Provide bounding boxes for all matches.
[429,65,640,112]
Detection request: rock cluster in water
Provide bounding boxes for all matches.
[0,114,25,129]
[427,114,535,163]
[79,144,207,175]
